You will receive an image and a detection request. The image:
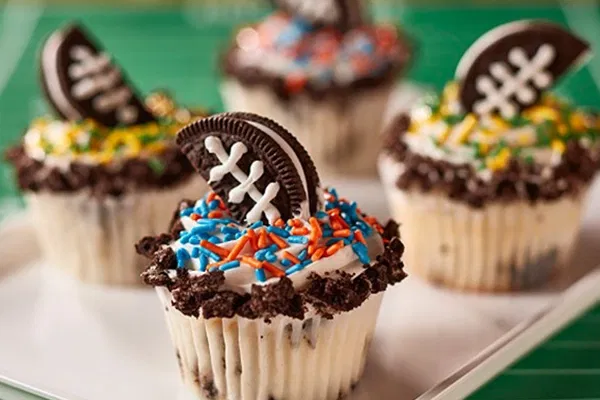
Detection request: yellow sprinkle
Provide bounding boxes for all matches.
[436,125,451,144]
[557,124,569,136]
[524,105,560,123]
[144,142,168,154]
[517,132,535,146]
[569,112,588,132]
[442,82,459,103]
[490,116,510,131]
[479,142,490,155]
[486,148,512,171]
[551,140,566,154]
[452,113,477,144]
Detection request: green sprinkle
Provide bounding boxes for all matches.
[139,134,156,145]
[42,142,54,153]
[524,154,535,165]
[536,121,553,147]
[148,157,165,175]
[510,115,530,127]
[443,114,465,125]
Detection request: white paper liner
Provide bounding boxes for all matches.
[378,156,587,291]
[222,79,394,177]
[157,287,383,400]
[25,177,207,286]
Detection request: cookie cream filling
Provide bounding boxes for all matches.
[169,188,387,293]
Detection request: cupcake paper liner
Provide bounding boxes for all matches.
[26,178,207,286]
[157,287,383,400]
[221,80,394,176]
[379,157,586,291]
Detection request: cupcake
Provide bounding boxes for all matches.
[379,20,599,292]
[137,112,406,399]
[221,0,411,176]
[4,24,208,286]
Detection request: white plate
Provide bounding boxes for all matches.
[1,177,600,400]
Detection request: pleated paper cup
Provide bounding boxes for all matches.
[221,80,394,177]
[379,156,587,292]
[157,287,383,400]
[26,178,207,286]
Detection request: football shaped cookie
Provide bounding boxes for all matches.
[271,0,365,30]
[456,20,590,118]
[40,23,156,127]
[176,112,322,224]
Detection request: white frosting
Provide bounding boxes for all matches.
[277,0,339,24]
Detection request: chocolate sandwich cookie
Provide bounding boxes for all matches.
[40,23,156,127]
[176,112,322,224]
[271,0,365,31]
[456,20,590,119]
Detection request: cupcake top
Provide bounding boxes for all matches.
[223,2,410,99]
[6,24,207,196]
[381,20,600,207]
[138,112,406,320]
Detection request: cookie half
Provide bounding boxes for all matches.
[271,0,366,31]
[456,20,590,118]
[40,23,156,127]
[177,113,322,224]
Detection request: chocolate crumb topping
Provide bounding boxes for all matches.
[137,220,406,320]
[4,145,195,197]
[382,114,600,208]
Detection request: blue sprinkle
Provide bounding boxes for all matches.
[329,188,339,199]
[219,260,241,271]
[356,220,373,236]
[316,211,328,220]
[288,235,308,244]
[208,199,220,210]
[221,226,239,235]
[210,218,235,225]
[301,259,312,267]
[208,236,222,244]
[325,202,335,211]
[267,226,290,238]
[352,242,371,265]
[180,233,191,245]
[234,232,243,240]
[250,221,264,229]
[199,254,208,271]
[255,268,267,282]
[281,259,292,267]
[285,263,304,275]
[199,201,208,215]
[176,248,190,268]
[191,224,216,235]
[180,208,193,217]
[298,249,308,261]
[189,236,200,245]
[255,250,267,261]
[198,246,221,262]
[191,247,201,258]
[326,238,343,246]
[224,234,237,242]
[322,228,333,238]
[265,252,278,263]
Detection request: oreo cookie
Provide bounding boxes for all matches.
[40,23,156,127]
[176,112,322,224]
[456,20,590,118]
[271,0,366,31]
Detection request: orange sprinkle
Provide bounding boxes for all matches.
[274,218,285,228]
[207,192,217,202]
[331,220,343,231]
[311,247,325,262]
[326,241,345,256]
[309,217,322,242]
[258,228,269,249]
[307,243,318,256]
[241,256,263,269]
[268,232,288,249]
[334,215,349,229]
[282,251,301,265]
[246,229,258,251]
[333,229,351,238]
[263,262,285,278]
[327,209,340,216]
[226,236,249,261]
[190,213,201,221]
[218,200,227,210]
[354,230,367,245]
[291,227,309,236]
[200,240,230,258]
[288,218,303,228]
[208,210,223,219]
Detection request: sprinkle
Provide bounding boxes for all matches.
[315,211,328,220]
[309,217,322,242]
[326,237,344,246]
[352,242,371,264]
[268,232,289,249]
[208,210,223,219]
[227,236,249,261]
[250,221,264,229]
[551,139,566,153]
[207,192,217,202]
[326,241,345,256]
[281,258,292,267]
[288,219,303,228]
[199,254,208,271]
[307,243,318,256]
[255,268,267,282]
[221,226,240,235]
[198,246,221,262]
[176,248,190,268]
[200,240,229,258]
[265,252,278,263]
[267,226,290,238]
[208,199,220,210]
[180,208,194,217]
[191,247,201,258]
[241,256,263,269]
[285,260,312,276]
[298,249,308,261]
[282,251,301,265]
[190,213,201,221]
[219,260,241,271]
[247,229,259,251]
[291,227,309,235]
[208,236,222,244]
[354,230,367,245]
[333,229,351,238]
[179,233,191,245]
[273,218,285,227]
[258,229,269,249]
[311,247,325,261]
[263,262,285,277]
[288,235,309,244]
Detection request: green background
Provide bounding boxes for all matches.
[469,301,600,399]
[1,1,600,205]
